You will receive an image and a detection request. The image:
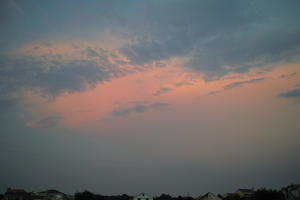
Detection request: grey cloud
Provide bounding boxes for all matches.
[112,102,170,117]
[188,26,300,80]
[121,0,252,64]
[153,87,172,96]
[208,90,221,96]
[42,41,52,47]
[30,115,62,128]
[224,78,265,89]
[86,47,99,57]
[278,89,300,99]
[0,42,149,103]
[174,80,195,87]
[0,42,171,112]
[0,56,110,99]
[0,0,122,50]
[120,0,300,80]
[153,79,196,96]
[33,60,109,95]
[0,99,15,111]
[206,77,265,95]
[278,72,297,79]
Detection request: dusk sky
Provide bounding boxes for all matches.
[1,0,300,197]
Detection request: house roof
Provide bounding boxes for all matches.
[135,193,152,198]
[198,193,222,200]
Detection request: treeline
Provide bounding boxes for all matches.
[75,191,132,200]
[74,192,194,200]
[223,189,284,200]
[75,189,284,200]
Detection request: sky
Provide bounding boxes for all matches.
[1,0,300,197]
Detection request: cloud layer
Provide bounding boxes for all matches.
[120,0,300,80]
[0,41,166,104]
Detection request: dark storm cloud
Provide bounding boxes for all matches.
[112,102,170,117]
[120,0,300,80]
[224,78,265,89]
[278,89,300,99]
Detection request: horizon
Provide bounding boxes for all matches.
[0,186,293,197]
[1,0,300,196]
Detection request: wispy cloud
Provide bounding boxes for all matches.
[207,77,265,95]
[153,78,196,96]
[153,87,173,96]
[111,102,170,117]
[224,78,265,89]
[26,115,62,128]
[278,72,297,79]
[208,90,222,96]
[278,89,300,99]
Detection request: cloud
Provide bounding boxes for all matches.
[153,87,173,96]
[26,115,62,128]
[0,42,149,104]
[111,102,170,117]
[86,47,99,57]
[224,78,265,89]
[3,0,300,81]
[0,42,174,118]
[153,78,196,96]
[120,0,300,80]
[42,41,53,47]
[278,72,297,79]
[208,90,221,96]
[0,99,15,111]
[206,77,265,95]
[278,89,300,99]
[174,80,195,87]
[0,40,174,105]
[0,56,109,99]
